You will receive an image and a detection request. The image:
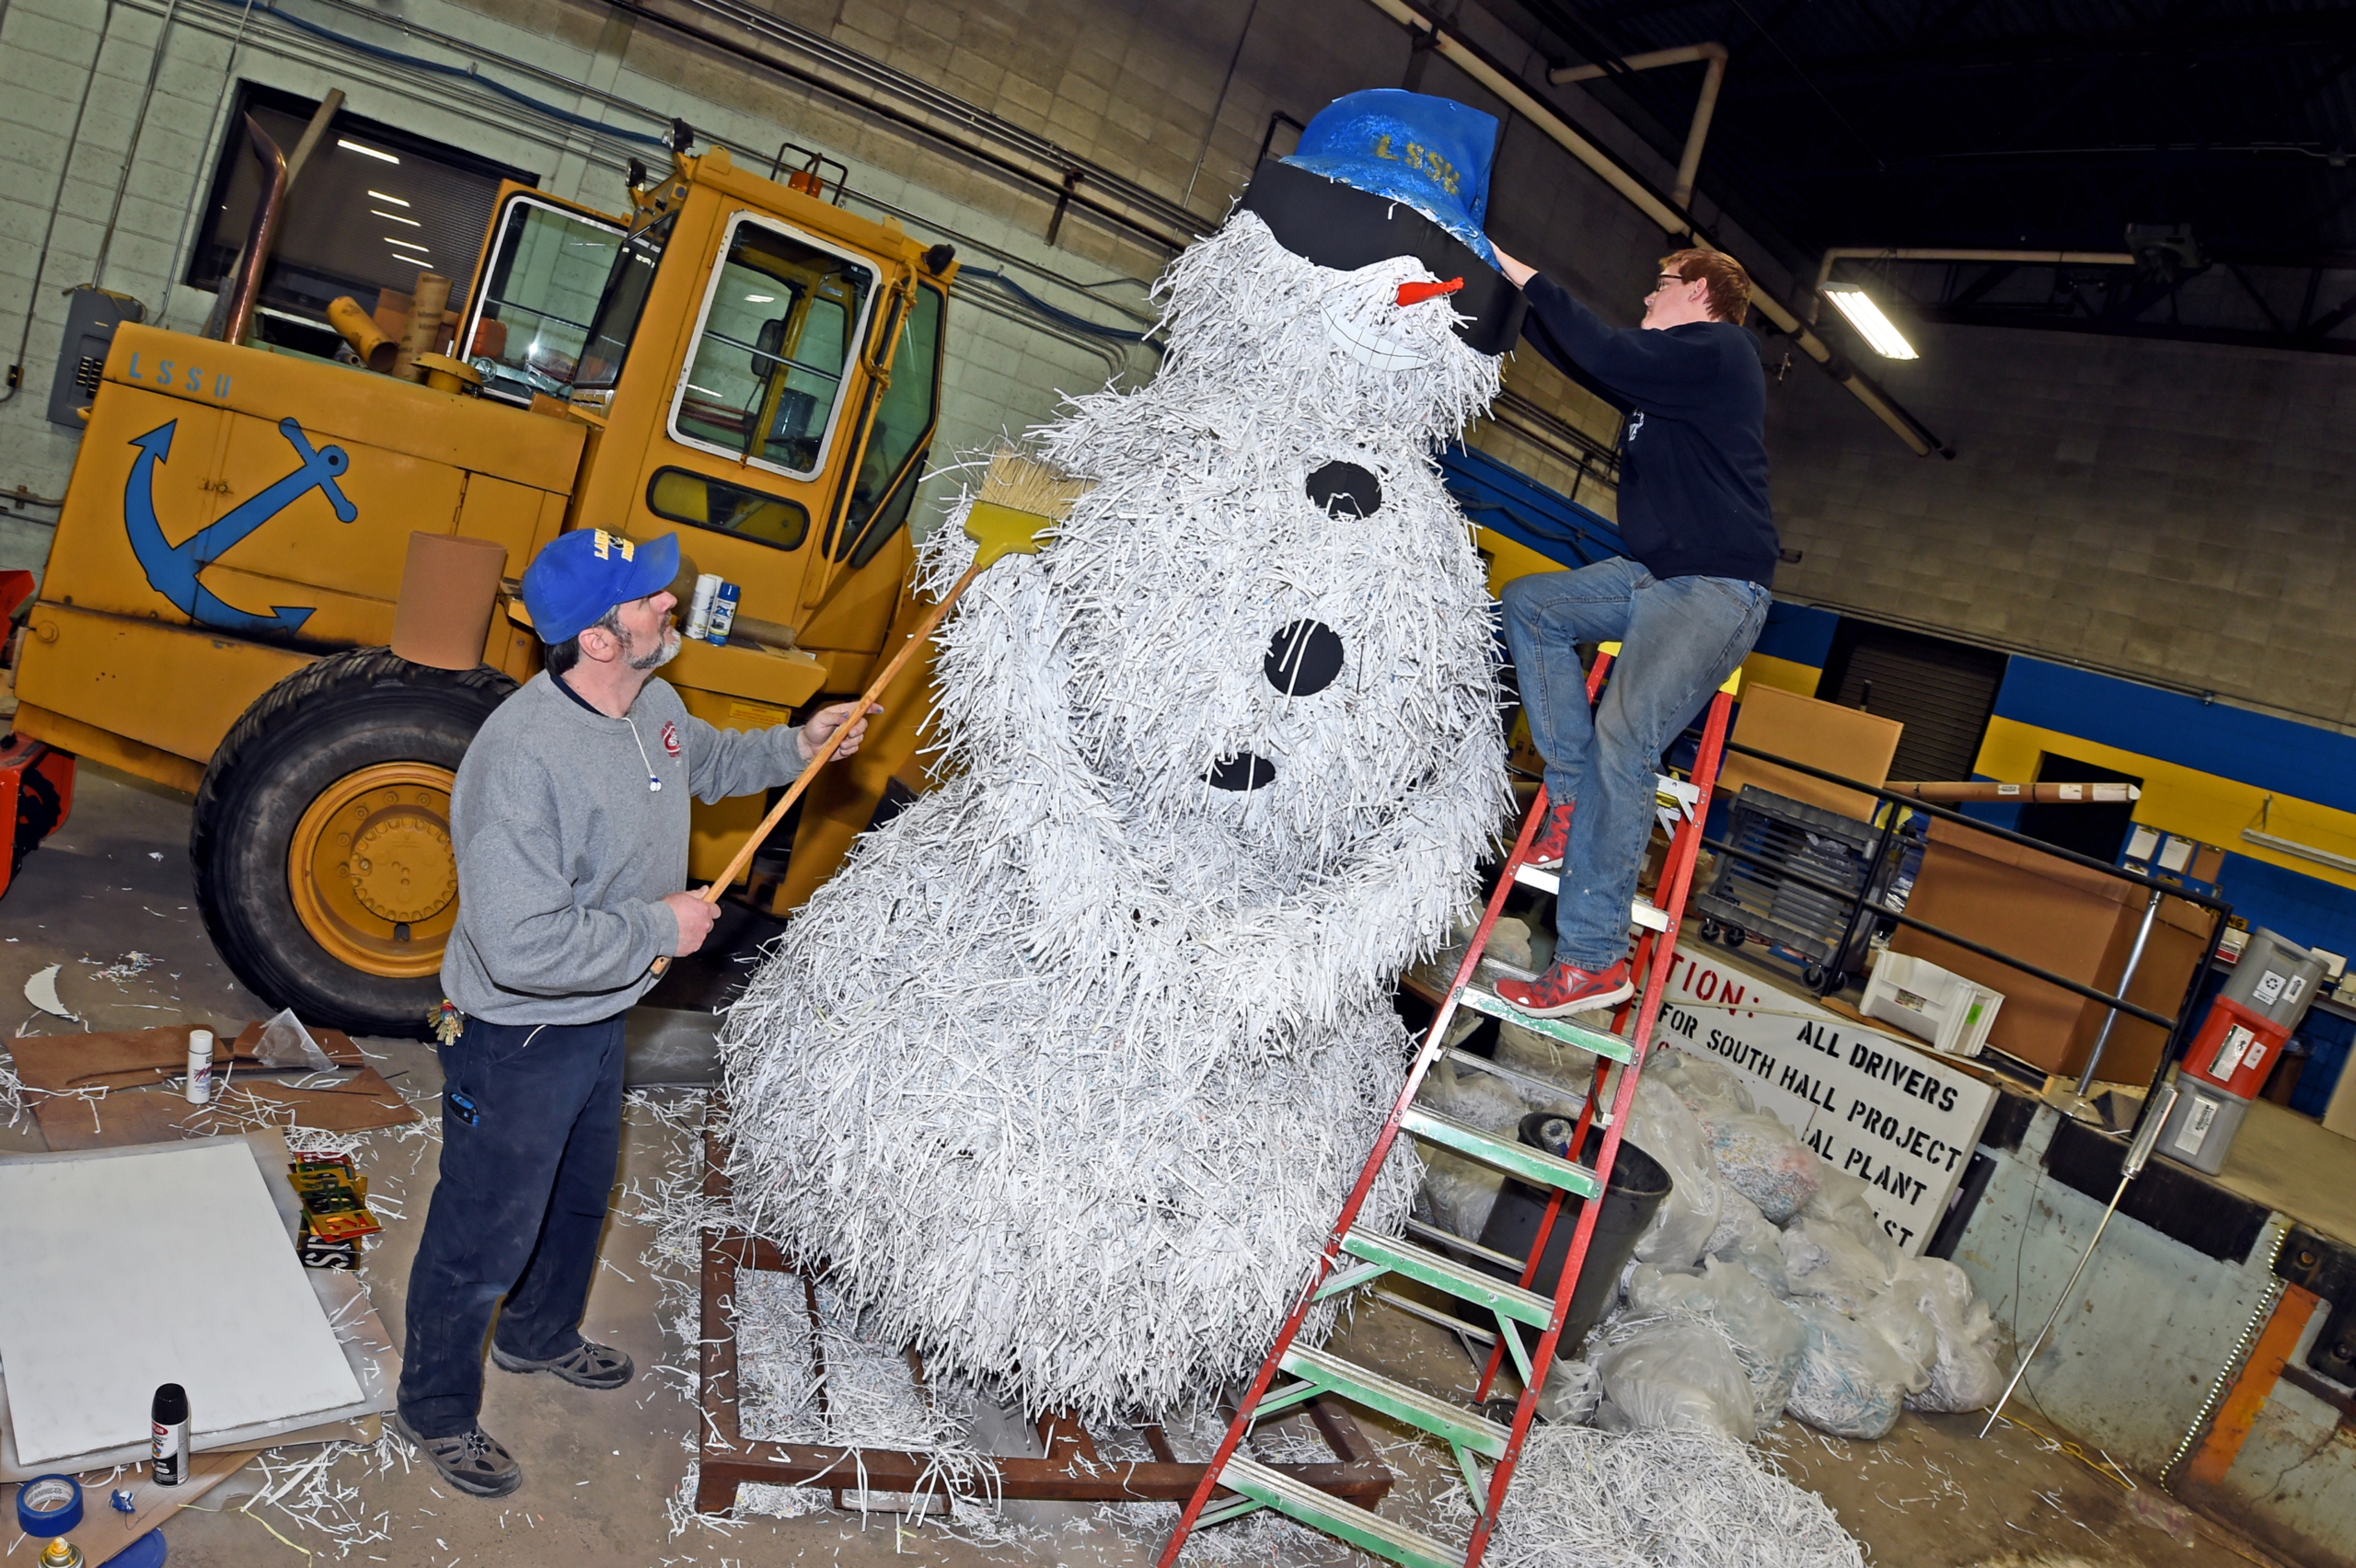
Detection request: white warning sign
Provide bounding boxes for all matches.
[1650,944,2001,1255]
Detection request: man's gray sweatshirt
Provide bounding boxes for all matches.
[440,671,804,1024]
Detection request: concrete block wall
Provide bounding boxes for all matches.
[0,0,1773,563]
[1768,320,2356,734]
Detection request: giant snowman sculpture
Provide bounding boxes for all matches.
[722,92,1530,1421]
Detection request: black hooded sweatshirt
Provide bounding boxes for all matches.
[1519,273,1777,587]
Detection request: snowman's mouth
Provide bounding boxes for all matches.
[1206,752,1276,791]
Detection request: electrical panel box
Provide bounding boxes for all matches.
[47,287,145,428]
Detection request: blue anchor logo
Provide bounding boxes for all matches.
[123,416,356,635]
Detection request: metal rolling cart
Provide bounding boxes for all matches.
[1692,785,1913,994]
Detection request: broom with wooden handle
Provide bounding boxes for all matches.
[649,454,1091,975]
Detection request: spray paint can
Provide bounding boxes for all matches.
[683,572,722,640]
[185,1029,213,1106]
[704,581,741,645]
[150,1384,189,1485]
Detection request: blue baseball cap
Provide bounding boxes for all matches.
[1283,89,1499,263]
[521,528,681,643]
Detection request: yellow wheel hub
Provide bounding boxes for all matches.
[289,763,460,979]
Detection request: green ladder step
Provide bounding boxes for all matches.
[1401,1104,1601,1199]
[1455,985,1634,1062]
[1278,1343,1510,1458]
[1340,1228,1554,1327]
[1217,1454,1462,1568]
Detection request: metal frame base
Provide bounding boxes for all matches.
[692,1112,1393,1517]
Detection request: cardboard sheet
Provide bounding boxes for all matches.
[0,1139,366,1468]
[13,1022,416,1149]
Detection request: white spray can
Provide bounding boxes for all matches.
[185,1030,213,1106]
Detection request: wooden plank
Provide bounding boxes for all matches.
[694,1234,744,1515]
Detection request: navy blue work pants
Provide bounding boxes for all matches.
[397,1012,627,1437]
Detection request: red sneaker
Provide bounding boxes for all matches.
[1493,959,1633,1019]
[1525,801,1574,870]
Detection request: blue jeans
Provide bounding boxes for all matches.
[398,1012,627,1437]
[1500,559,1769,971]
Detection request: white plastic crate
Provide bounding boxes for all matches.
[1861,951,2004,1058]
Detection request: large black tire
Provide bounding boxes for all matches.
[191,648,516,1037]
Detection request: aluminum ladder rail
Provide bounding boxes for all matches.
[1156,650,1742,1568]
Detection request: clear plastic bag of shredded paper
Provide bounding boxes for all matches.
[1648,1047,1756,1119]
[1534,1358,1602,1426]
[1707,1188,1792,1296]
[1799,1164,1903,1274]
[1589,1314,1757,1443]
[1898,1256,2005,1413]
[1626,1261,1806,1429]
[1700,1257,1807,1426]
[1780,1216,1897,1314]
[1857,1292,1936,1396]
[1784,1300,1911,1440]
[1701,1108,1821,1223]
[1626,1076,1722,1269]
[1415,1144,1505,1240]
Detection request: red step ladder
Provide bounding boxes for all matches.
[1157,648,1741,1568]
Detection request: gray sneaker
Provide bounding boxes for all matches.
[391,1412,523,1497]
[490,1337,634,1390]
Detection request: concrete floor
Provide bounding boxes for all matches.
[0,766,2300,1566]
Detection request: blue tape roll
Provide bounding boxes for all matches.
[17,1472,83,1536]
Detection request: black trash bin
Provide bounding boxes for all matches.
[1473,1111,1672,1360]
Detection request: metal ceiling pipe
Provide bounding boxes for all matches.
[1361,0,1952,458]
[218,115,288,348]
[1547,41,1728,209]
[1812,246,2136,322]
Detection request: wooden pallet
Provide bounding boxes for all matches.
[693,1114,1394,1516]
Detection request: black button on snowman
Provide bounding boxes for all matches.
[721,89,1524,1420]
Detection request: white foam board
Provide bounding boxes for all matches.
[0,1140,364,1467]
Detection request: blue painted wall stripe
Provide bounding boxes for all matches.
[1992,658,2356,816]
[1752,602,1839,670]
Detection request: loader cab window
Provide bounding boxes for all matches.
[574,213,673,391]
[461,195,624,405]
[834,281,944,567]
[669,214,875,478]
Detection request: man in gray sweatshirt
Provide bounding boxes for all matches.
[394,526,872,1496]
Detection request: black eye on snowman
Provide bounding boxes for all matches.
[1265,620,1344,697]
[1206,753,1276,790]
[1306,461,1381,518]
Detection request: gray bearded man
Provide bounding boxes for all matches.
[393,525,872,1496]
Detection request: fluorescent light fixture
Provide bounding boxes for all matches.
[373,210,421,226]
[367,190,410,205]
[1821,286,1917,360]
[2245,829,2356,875]
[745,294,776,303]
[338,138,399,164]
[386,236,429,251]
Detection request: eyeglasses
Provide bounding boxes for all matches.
[1648,273,1691,295]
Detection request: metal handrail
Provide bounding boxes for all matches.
[1719,741,2229,911]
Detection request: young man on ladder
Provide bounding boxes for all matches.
[1482,244,1777,1018]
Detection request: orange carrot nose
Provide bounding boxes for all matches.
[1396,277,1465,306]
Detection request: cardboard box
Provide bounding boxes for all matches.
[1888,818,2212,1082]
[1716,686,1902,822]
